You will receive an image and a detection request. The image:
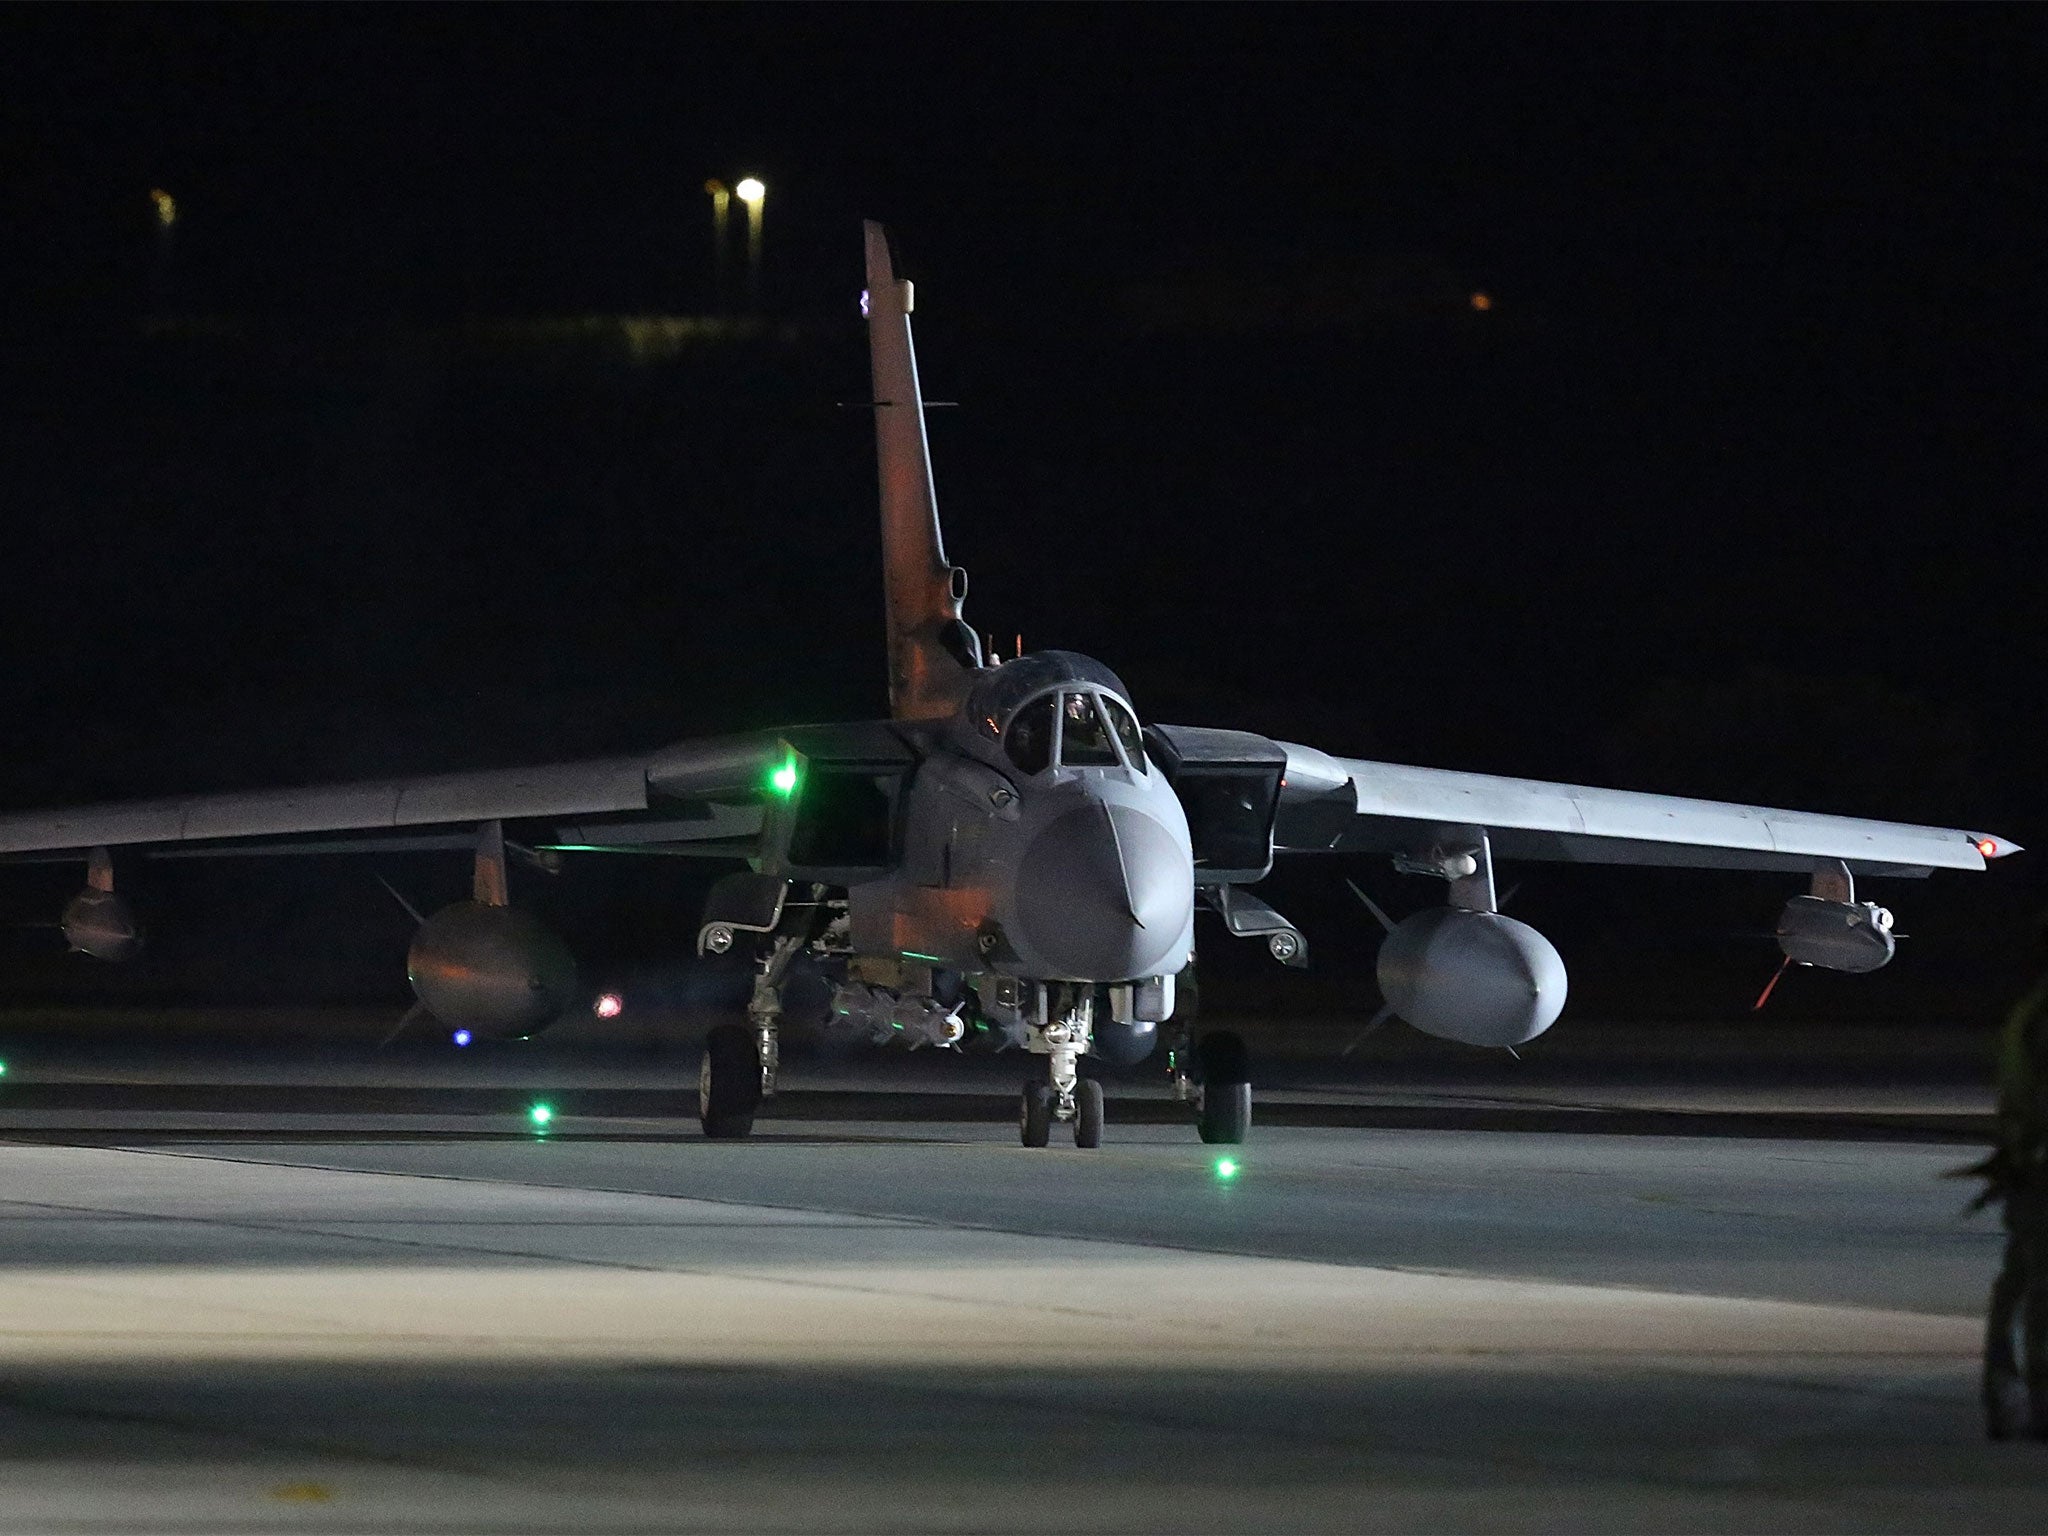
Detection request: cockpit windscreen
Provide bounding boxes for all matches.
[1002,688,1148,775]
[1101,696,1147,774]
[1060,693,1119,767]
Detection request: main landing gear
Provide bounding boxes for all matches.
[699,1023,762,1139]
[1019,988,1105,1148]
[699,933,802,1140]
[1156,964,1251,1144]
[1174,1030,1251,1145]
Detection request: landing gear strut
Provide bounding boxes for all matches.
[1019,988,1104,1148]
[701,933,802,1140]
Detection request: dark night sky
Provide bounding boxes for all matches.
[1,5,2043,1013]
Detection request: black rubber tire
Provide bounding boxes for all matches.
[700,1022,762,1140]
[1198,1080,1252,1145]
[1074,1079,1105,1149]
[1020,1081,1054,1148]
[1192,1029,1251,1145]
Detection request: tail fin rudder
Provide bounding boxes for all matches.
[865,221,980,720]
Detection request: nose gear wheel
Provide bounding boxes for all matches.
[1020,1081,1055,1147]
[1074,1078,1104,1148]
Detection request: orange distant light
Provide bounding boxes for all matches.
[1469,292,1493,312]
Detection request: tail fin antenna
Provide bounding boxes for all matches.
[865,220,980,719]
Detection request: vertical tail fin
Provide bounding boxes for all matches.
[865,220,980,720]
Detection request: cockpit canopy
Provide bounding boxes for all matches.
[965,651,1147,777]
[1002,688,1146,775]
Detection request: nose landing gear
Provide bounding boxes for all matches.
[1018,1075,1104,1148]
[1019,989,1105,1148]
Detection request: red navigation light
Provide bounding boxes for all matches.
[1975,837,1999,859]
[594,993,624,1019]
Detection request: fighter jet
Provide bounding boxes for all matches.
[0,223,2020,1147]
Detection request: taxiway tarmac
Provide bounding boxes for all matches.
[0,1057,2040,1535]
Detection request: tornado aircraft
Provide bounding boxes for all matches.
[0,223,2020,1147]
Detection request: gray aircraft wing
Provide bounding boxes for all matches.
[0,732,793,861]
[1268,741,2017,878]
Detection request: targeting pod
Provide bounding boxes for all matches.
[1776,896,1895,974]
[1091,1018,1159,1066]
[1777,859,1896,974]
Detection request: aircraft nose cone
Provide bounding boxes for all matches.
[1013,803,1192,979]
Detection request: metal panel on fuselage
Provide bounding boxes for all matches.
[847,747,1013,973]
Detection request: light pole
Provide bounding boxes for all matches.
[735,177,765,308]
[704,179,731,310]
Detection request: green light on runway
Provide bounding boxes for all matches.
[528,1102,555,1130]
[1214,1157,1240,1181]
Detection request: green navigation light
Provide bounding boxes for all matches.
[528,1102,555,1129]
[768,756,799,797]
[1214,1157,1240,1181]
